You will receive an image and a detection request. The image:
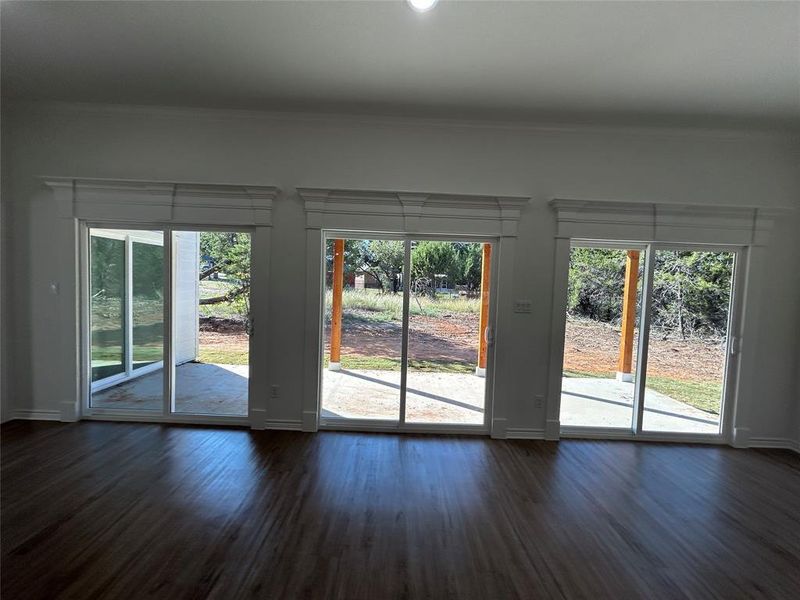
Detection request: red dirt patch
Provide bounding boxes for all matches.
[565,319,725,382]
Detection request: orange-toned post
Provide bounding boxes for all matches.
[617,250,640,382]
[476,243,492,377]
[329,239,345,371]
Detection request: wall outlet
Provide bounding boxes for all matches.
[513,299,532,313]
[534,394,544,409]
[270,385,280,399]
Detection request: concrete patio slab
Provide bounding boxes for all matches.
[322,369,485,424]
[561,377,719,434]
[92,362,248,416]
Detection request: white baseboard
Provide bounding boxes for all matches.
[249,407,267,430]
[264,419,303,431]
[749,437,800,454]
[490,417,507,439]
[732,426,750,448]
[302,410,318,432]
[12,409,62,421]
[505,428,546,440]
[545,419,560,440]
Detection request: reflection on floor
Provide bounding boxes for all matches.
[91,363,248,416]
[561,377,719,433]
[322,369,485,424]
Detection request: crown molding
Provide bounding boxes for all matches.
[41,177,279,226]
[9,99,799,142]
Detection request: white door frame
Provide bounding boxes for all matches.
[299,188,529,435]
[555,240,743,444]
[317,231,500,435]
[546,199,779,446]
[81,222,257,426]
[43,177,277,426]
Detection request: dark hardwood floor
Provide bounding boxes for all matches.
[2,421,799,599]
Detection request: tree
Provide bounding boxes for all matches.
[364,240,404,293]
[199,232,251,320]
[566,247,733,338]
[411,241,457,295]
[454,242,482,291]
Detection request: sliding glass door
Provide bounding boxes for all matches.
[559,242,738,438]
[321,237,405,421]
[319,235,494,430]
[640,249,734,434]
[559,245,647,429]
[90,229,165,411]
[86,227,251,420]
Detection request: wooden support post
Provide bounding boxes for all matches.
[329,239,344,371]
[617,249,640,382]
[476,243,492,377]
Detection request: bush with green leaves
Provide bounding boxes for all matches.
[199,232,251,322]
[566,248,733,338]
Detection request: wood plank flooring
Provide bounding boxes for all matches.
[2,421,799,599]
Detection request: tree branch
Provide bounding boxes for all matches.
[199,284,250,305]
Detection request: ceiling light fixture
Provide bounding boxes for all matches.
[407,0,438,13]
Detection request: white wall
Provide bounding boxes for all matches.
[2,100,799,443]
[174,231,200,365]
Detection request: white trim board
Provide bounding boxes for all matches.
[12,410,62,421]
[550,199,787,246]
[505,428,546,440]
[43,177,278,226]
[300,188,528,237]
[748,437,800,454]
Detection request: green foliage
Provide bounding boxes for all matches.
[454,242,483,291]
[90,236,125,300]
[650,250,733,337]
[567,248,628,322]
[411,241,458,292]
[566,248,733,338]
[364,240,404,292]
[131,242,163,299]
[200,232,251,321]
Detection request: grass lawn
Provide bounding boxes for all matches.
[199,279,245,319]
[325,288,480,323]
[323,355,474,373]
[563,369,721,415]
[198,347,249,365]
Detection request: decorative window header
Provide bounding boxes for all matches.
[299,187,529,237]
[42,177,279,227]
[550,199,786,246]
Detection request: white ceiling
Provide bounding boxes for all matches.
[2,1,799,130]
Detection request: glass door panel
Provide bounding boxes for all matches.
[131,240,164,370]
[320,238,404,421]
[559,246,646,429]
[90,235,126,383]
[90,229,164,410]
[172,231,250,416]
[641,250,734,434]
[404,241,487,425]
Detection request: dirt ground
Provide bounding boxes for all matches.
[325,310,480,363]
[198,313,726,383]
[564,319,725,382]
[199,318,248,354]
